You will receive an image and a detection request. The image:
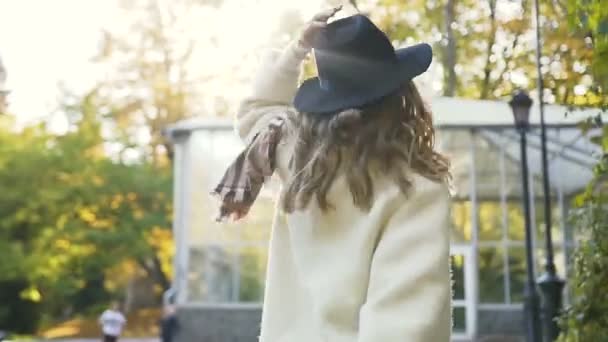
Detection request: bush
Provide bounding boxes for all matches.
[0,280,42,334]
[558,154,608,341]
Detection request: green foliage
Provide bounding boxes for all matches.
[567,0,608,90]
[364,0,607,105]
[0,280,41,333]
[559,4,608,336]
[0,92,173,332]
[558,129,608,341]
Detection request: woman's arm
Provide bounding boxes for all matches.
[236,6,341,143]
[358,179,452,342]
[235,41,308,143]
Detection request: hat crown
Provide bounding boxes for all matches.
[293,14,433,114]
[313,15,398,90]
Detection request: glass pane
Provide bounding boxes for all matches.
[453,307,466,333]
[473,132,502,200]
[552,203,564,245]
[192,220,242,245]
[239,188,277,244]
[439,129,472,151]
[508,246,527,303]
[479,247,506,303]
[478,202,503,241]
[190,202,274,245]
[554,246,566,279]
[534,202,562,248]
[187,245,236,302]
[209,130,245,184]
[506,202,525,241]
[507,201,561,243]
[238,246,268,302]
[450,201,472,242]
[535,246,567,281]
[188,129,243,245]
[499,128,547,199]
[451,254,465,300]
[502,147,525,198]
[440,130,471,199]
[533,199,546,243]
[187,128,276,247]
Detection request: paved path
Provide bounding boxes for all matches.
[34,339,158,342]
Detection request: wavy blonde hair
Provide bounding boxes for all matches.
[282,81,450,213]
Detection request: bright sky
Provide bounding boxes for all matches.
[0,0,335,129]
[0,0,120,127]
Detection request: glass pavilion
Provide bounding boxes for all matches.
[165,96,603,340]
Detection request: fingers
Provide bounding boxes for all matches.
[299,5,342,49]
[219,202,250,221]
[312,5,342,23]
[309,21,327,29]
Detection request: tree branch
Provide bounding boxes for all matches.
[137,253,170,294]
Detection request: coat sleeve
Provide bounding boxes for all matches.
[358,180,452,342]
[235,41,308,144]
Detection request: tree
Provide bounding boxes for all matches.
[557,3,608,340]
[0,91,173,331]
[91,0,305,164]
[365,0,606,105]
[567,0,608,94]
[443,0,457,96]
[55,90,174,304]
[557,142,608,341]
[93,0,199,164]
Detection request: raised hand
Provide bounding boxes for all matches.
[298,6,342,49]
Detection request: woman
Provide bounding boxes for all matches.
[213,8,452,342]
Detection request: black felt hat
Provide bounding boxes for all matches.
[293,14,433,114]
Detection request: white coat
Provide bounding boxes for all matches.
[235,41,452,342]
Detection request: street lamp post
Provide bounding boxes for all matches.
[510,90,542,342]
[532,0,566,339]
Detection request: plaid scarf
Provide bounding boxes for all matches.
[211,118,284,222]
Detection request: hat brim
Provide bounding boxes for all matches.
[293,43,432,114]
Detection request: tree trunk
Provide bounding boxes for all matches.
[124,277,135,313]
[480,0,497,99]
[138,253,171,296]
[443,0,457,96]
[152,254,171,291]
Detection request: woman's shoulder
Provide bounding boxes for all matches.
[373,168,450,197]
[370,173,451,219]
[411,173,451,196]
[408,173,451,207]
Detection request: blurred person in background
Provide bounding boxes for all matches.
[159,304,179,342]
[98,301,127,342]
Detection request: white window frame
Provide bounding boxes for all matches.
[451,244,477,341]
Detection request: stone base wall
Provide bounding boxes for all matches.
[175,305,262,342]
[477,308,525,341]
[174,305,526,341]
